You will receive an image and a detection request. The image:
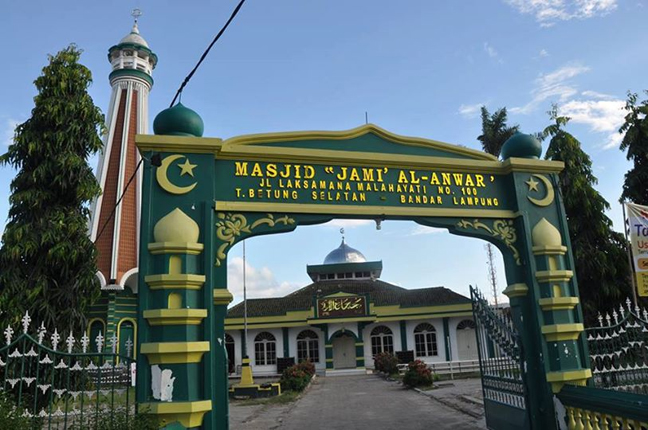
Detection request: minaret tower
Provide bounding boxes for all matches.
[90,10,157,292]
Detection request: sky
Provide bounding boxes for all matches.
[1,0,646,306]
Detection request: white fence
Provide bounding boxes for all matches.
[398,359,481,379]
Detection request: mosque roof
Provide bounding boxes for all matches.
[226,280,469,318]
[119,23,149,48]
[323,239,367,264]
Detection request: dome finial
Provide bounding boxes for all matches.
[131,8,142,25]
[340,228,345,244]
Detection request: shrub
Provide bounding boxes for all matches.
[402,360,434,388]
[296,359,316,377]
[0,393,32,429]
[373,352,399,375]
[69,406,159,430]
[280,363,313,392]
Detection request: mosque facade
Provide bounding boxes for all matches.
[224,239,478,375]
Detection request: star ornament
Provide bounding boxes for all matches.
[525,177,539,192]
[177,158,197,177]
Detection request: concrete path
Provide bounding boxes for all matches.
[230,375,486,430]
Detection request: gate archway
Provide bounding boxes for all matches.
[135,121,590,429]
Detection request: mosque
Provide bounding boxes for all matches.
[85,17,479,374]
[225,237,478,375]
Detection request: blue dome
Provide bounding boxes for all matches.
[323,240,367,264]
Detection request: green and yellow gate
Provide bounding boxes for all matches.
[135,107,591,429]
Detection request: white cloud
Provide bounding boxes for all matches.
[602,131,624,150]
[511,63,589,114]
[484,42,498,59]
[227,257,301,301]
[559,99,625,132]
[410,225,446,236]
[539,49,550,57]
[324,219,373,229]
[458,103,484,118]
[581,90,615,100]
[2,118,20,147]
[504,0,617,27]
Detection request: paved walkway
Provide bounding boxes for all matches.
[230,375,486,430]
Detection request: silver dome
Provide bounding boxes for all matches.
[119,24,150,48]
[323,240,367,264]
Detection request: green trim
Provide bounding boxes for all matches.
[108,43,157,60]
[308,316,376,324]
[442,317,450,361]
[282,327,290,358]
[108,68,153,87]
[400,320,408,351]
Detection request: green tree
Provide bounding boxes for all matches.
[542,106,632,321]
[477,106,519,157]
[619,91,648,204]
[0,45,104,334]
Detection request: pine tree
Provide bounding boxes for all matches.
[543,106,632,321]
[0,46,104,333]
[619,91,648,204]
[477,106,519,157]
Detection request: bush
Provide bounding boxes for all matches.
[373,352,399,375]
[296,359,316,377]
[280,362,313,392]
[0,393,32,429]
[402,360,434,388]
[69,406,159,430]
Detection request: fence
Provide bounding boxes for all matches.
[0,311,135,429]
[556,385,648,429]
[397,359,481,378]
[586,298,648,394]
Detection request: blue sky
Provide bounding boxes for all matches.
[1,0,646,305]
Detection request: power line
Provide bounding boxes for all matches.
[94,158,144,244]
[169,0,248,108]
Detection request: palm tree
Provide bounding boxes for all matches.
[477,106,519,157]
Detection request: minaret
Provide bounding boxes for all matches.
[90,11,157,292]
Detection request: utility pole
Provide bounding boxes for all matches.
[485,244,498,307]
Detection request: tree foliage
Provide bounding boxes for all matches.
[0,45,104,334]
[477,106,519,157]
[542,105,632,321]
[619,91,648,204]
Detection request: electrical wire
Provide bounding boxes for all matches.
[169,0,247,108]
[93,158,143,244]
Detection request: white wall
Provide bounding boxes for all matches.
[362,321,401,368]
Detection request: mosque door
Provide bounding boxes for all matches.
[332,335,356,369]
[457,327,478,360]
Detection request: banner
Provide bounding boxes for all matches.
[626,202,648,297]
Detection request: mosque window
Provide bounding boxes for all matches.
[414,323,438,357]
[457,320,476,330]
[297,330,320,363]
[254,332,277,365]
[370,326,394,356]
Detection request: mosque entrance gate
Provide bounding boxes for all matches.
[135,123,590,430]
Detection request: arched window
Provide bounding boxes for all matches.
[297,330,320,363]
[370,326,394,356]
[457,320,476,330]
[254,332,277,365]
[414,323,437,357]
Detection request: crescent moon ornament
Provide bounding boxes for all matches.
[156,154,198,195]
[527,174,554,207]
